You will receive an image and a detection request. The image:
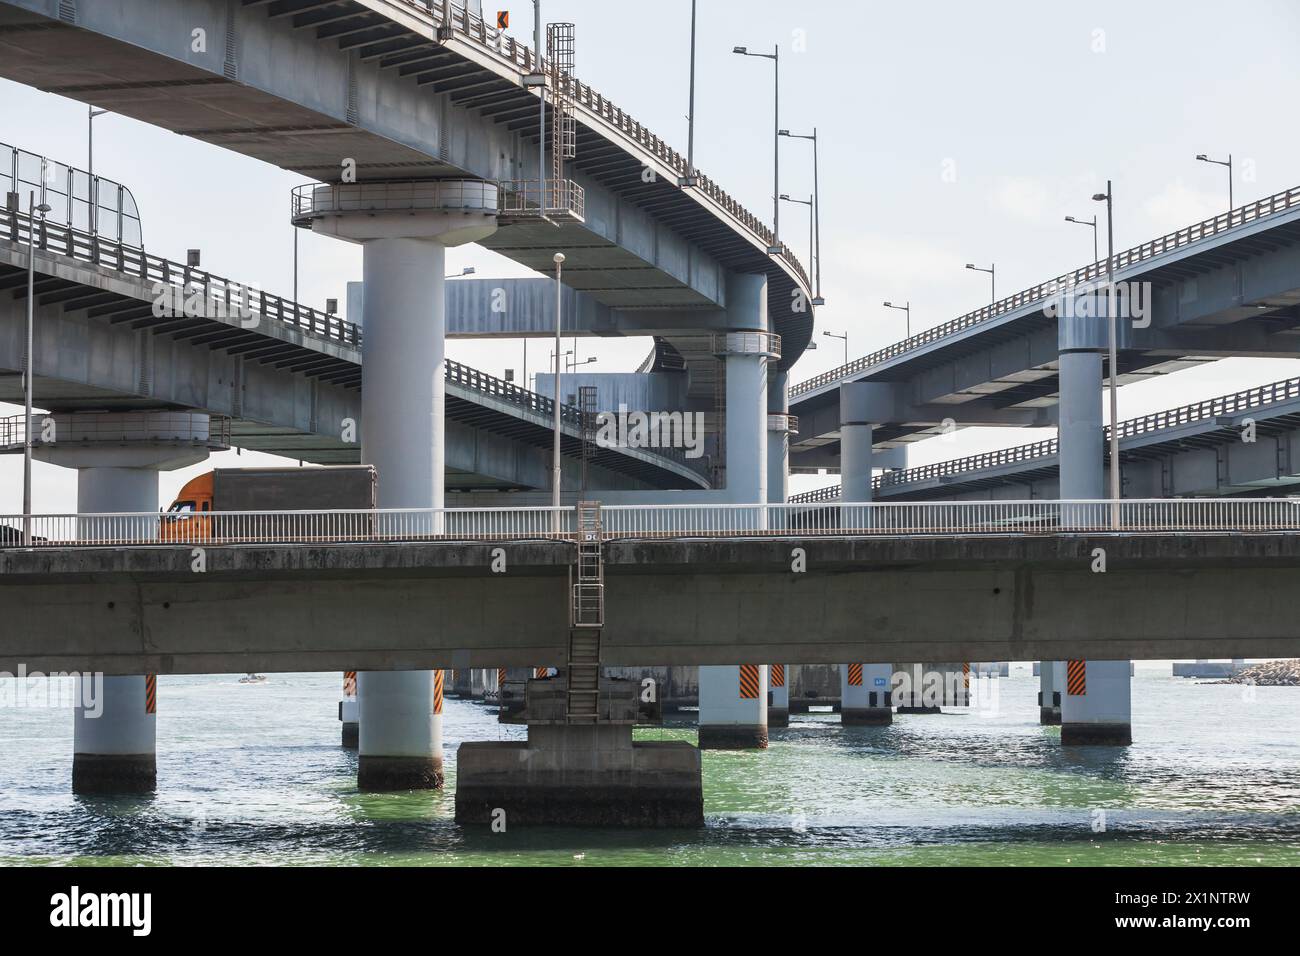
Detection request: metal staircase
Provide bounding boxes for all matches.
[566,501,604,722]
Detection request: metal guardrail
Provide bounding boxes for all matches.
[3,499,1300,548]
[394,0,810,289]
[0,412,231,450]
[497,179,586,222]
[1,208,359,346]
[290,179,499,220]
[790,374,1300,502]
[790,185,1300,398]
[2,140,143,248]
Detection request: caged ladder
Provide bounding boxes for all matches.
[566,501,604,721]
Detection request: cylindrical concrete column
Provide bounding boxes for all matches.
[1060,660,1132,745]
[74,467,160,794]
[340,671,359,748]
[767,370,789,506]
[841,663,893,725]
[722,273,770,506]
[768,663,789,728]
[357,236,447,791]
[1057,349,1105,503]
[357,670,443,788]
[361,236,447,513]
[698,664,768,749]
[1038,661,1062,725]
[1057,348,1131,744]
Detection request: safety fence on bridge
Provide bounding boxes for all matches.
[2,499,1299,549]
[790,184,1300,398]
[792,374,1300,503]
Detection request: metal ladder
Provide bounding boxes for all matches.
[566,501,604,722]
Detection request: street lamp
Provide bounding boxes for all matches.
[1195,153,1233,212]
[965,262,995,304]
[733,44,782,255]
[823,329,847,365]
[551,252,565,512]
[87,105,108,235]
[24,192,52,546]
[780,128,823,304]
[779,193,814,301]
[567,354,597,373]
[446,266,476,279]
[883,300,911,337]
[1064,214,1099,263]
[1093,183,1119,522]
[680,0,699,187]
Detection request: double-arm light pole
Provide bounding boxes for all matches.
[822,329,847,365]
[779,193,814,299]
[733,44,781,255]
[780,128,823,304]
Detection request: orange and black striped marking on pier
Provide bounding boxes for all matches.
[433,670,444,715]
[963,662,971,689]
[343,671,357,697]
[738,664,761,699]
[144,674,157,715]
[847,663,863,686]
[1067,660,1087,696]
[497,667,507,689]
[770,664,785,688]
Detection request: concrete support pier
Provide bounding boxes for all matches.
[1061,660,1133,745]
[698,665,769,749]
[456,678,703,827]
[768,664,790,728]
[456,723,703,827]
[357,670,443,789]
[297,179,497,790]
[29,412,217,794]
[841,663,893,725]
[1038,661,1063,725]
[340,672,358,748]
[1057,322,1133,745]
[72,675,156,794]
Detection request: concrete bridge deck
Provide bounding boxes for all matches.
[2,509,1299,674]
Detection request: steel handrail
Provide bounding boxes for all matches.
[791,185,1300,398]
[789,374,1300,502]
[392,0,809,290]
[4,498,1300,548]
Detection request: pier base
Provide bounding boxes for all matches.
[698,725,770,749]
[698,664,769,750]
[1061,660,1132,747]
[358,755,443,791]
[72,753,156,795]
[455,724,703,827]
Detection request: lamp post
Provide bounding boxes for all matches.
[780,128,823,304]
[681,0,699,187]
[883,300,911,337]
[1064,214,1099,263]
[733,44,781,254]
[965,262,995,304]
[1093,182,1119,524]
[823,329,847,365]
[445,266,476,279]
[87,106,108,239]
[779,193,814,297]
[1196,153,1233,212]
[24,192,52,546]
[551,252,565,512]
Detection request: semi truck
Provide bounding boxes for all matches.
[160,466,377,542]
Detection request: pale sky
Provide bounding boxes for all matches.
[3,0,1300,509]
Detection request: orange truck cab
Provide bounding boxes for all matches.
[160,472,215,541]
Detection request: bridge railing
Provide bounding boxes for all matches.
[791,374,1300,502]
[790,184,1300,398]
[4,499,1300,548]
[401,0,810,290]
[1,208,359,347]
